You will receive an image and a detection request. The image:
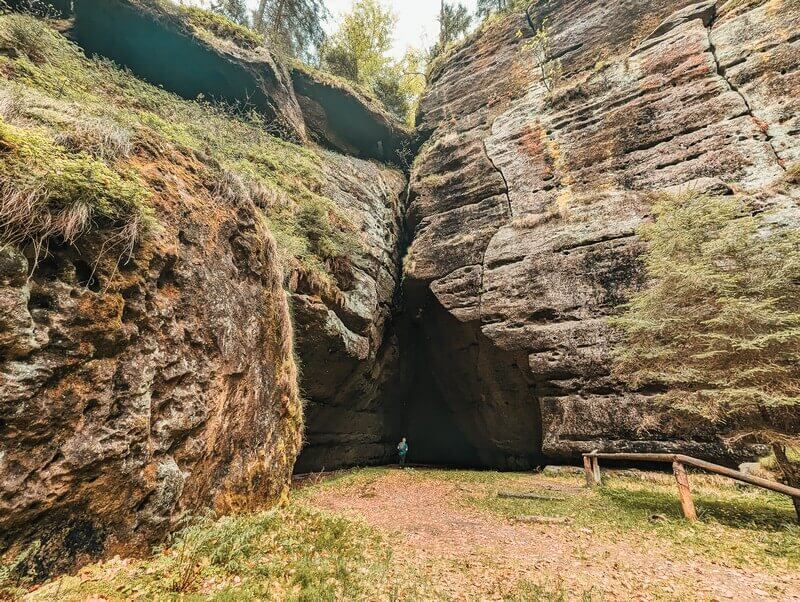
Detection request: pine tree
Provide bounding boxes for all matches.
[253,0,329,61]
[611,192,800,503]
[431,1,471,57]
[210,0,249,26]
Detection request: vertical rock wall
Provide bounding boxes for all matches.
[405,0,799,464]
[292,151,407,473]
[0,146,303,577]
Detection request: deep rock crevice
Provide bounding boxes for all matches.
[704,4,786,171]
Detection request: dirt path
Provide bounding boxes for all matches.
[305,470,800,601]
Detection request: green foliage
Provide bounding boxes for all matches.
[179,5,265,50]
[476,0,528,18]
[209,0,250,27]
[253,0,329,61]
[26,505,427,600]
[523,18,561,93]
[611,193,800,447]
[371,70,410,123]
[0,541,40,599]
[0,5,50,62]
[0,117,152,247]
[321,0,424,124]
[0,12,359,284]
[321,0,395,85]
[431,2,472,57]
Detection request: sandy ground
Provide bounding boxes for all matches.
[305,470,800,601]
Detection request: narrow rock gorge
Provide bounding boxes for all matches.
[1,0,798,577]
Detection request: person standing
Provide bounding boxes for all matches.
[397,437,409,468]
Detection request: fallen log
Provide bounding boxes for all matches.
[498,491,567,501]
[514,515,572,525]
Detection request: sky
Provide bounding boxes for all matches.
[188,0,481,59]
[323,0,480,59]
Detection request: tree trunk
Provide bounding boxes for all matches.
[274,0,287,29]
[439,0,445,47]
[771,443,800,523]
[254,0,268,31]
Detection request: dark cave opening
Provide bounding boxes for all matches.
[397,280,547,471]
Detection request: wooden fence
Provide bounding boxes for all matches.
[582,451,800,522]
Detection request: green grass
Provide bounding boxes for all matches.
[304,466,800,573]
[0,13,358,283]
[452,469,800,572]
[177,5,265,50]
[20,505,432,601]
[10,468,797,599]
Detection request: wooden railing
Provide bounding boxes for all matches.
[582,451,800,522]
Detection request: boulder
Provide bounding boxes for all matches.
[0,145,302,578]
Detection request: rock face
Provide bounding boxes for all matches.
[292,151,407,473]
[71,0,307,142]
[405,0,799,467]
[3,0,798,580]
[291,67,416,164]
[0,147,303,577]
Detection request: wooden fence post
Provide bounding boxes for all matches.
[672,461,698,521]
[583,456,594,487]
[592,456,602,486]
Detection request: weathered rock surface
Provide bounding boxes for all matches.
[293,151,406,473]
[405,0,799,466]
[0,147,303,576]
[291,67,416,165]
[71,0,307,142]
[0,7,411,573]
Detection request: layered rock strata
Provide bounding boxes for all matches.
[292,151,407,473]
[404,0,799,466]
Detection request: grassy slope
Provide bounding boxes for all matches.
[0,12,358,283]
[16,506,429,601]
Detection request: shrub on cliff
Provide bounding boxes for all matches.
[320,0,422,124]
[611,193,800,498]
[179,5,264,50]
[0,117,152,255]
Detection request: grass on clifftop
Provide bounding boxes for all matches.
[178,5,265,51]
[0,12,357,283]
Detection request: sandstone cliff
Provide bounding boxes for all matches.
[405,0,799,467]
[0,4,406,575]
[3,0,799,579]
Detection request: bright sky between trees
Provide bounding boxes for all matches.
[200,0,480,58]
[324,0,480,58]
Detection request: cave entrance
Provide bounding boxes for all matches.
[397,280,546,471]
